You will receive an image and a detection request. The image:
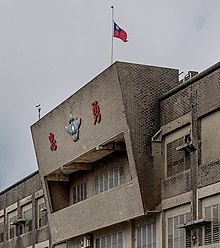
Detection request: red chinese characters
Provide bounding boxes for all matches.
[92,101,101,125]
[48,132,57,151]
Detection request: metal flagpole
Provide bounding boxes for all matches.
[111,6,114,64]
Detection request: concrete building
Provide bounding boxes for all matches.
[157,62,220,248]
[28,60,220,248]
[0,171,50,248]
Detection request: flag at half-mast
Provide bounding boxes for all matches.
[114,22,128,42]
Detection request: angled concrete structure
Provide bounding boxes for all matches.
[31,61,178,247]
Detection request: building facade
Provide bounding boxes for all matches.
[158,62,220,248]
[0,171,50,248]
[28,60,220,248]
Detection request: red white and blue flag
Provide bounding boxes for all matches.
[114,22,128,42]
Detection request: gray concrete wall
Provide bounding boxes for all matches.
[0,172,42,209]
[117,62,179,211]
[47,151,131,212]
[159,62,220,239]
[160,64,220,192]
[31,63,128,177]
[0,172,50,248]
[49,178,143,244]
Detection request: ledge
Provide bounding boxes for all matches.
[179,219,211,230]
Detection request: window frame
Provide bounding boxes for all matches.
[0,216,4,243]
[7,210,17,239]
[165,204,192,248]
[95,231,123,248]
[164,126,191,178]
[136,223,156,248]
[67,240,81,248]
[37,197,47,229]
[21,202,33,234]
[167,213,191,248]
[95,166,125,195]
[202,195,220,246]
[73,181,87,204]
[166,136,191,177]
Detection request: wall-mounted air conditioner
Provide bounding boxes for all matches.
[176,134,196,152]
[184,71,198,82]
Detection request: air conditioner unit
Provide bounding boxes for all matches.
[176,134,196,152]
[80,236,91,248]
[10,218,26,226]
[184,71,198,82]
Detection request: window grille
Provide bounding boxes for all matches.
[204,204,220,245]
[137,223,156,248]
[95,166,124,194]
[168,213,191,248]
[167,137,190,177]
[73,182,87,203]
[96,232,123,248]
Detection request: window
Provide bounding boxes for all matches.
[96,232,123,248]
[8,210,17,239]
[73,182,87,203]
[168,213,191,248]
[201,110,220,164]
[167,136,190,177]
[137,223,156,248]
[37,197,47,228]
[68,241,81,248]
[95,166,124,194]
[21,203,32,233]
[0,217,4,243]
[204,204,220,245]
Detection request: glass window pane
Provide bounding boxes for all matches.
[167,213,191,248]
[96,232,123,248]
[8,211,17,239]
[113,168,119,187]
[104,172,109,191]
[119,166,124,185]
[136,224,156,248]
[99,175,104,193]
[109,170,114,189]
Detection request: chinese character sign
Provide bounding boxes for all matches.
[48,132,57,151]
[92,101,101,125]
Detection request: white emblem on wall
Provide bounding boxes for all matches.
[65,113,81,141]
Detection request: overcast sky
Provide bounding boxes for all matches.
[0,0,220,191]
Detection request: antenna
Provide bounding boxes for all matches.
[36,104,41,120]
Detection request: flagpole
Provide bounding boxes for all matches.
[111,6,114,64]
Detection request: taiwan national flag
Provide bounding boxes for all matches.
[114,22,128,42]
